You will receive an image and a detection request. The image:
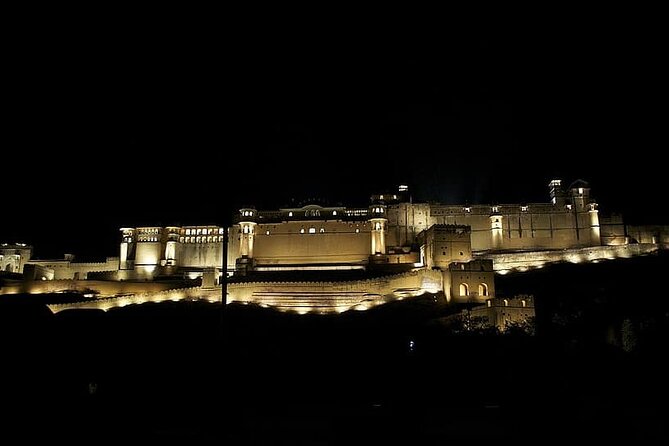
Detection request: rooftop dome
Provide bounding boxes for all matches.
[569,179,590,189]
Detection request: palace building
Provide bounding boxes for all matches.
[116,179,631,280]
[3,179,666,314]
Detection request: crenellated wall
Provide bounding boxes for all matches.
[25,257,119,280]
[479,243,659,273]
[47,269,447,314]
[1,279,177,296]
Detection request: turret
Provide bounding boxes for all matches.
[548,179,566,206]
[588,202,601,245]
[164,227,180,266]
[119,228,135,270]
[569,179,591,211]
[490,207,503,250]
[238,208,258,258]
[368,204,387,255]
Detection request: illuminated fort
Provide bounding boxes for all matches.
[2,180,666,314]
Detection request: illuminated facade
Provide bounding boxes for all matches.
[0,243,32,273]
[469,295,536,330]
[4,179,667,314]
[117,179,633,280]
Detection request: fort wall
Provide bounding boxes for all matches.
[480,243,659,272]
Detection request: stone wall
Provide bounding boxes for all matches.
[1,279,177,296]
[626,225,669,246]
[47,269,446,314]
[25,257,119,280]
[480,243,659,272]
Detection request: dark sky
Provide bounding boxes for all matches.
[2,22,666,258]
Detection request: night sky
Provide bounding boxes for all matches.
[2,23,666,259]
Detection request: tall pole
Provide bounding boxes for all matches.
[221,226,229,307]
[220,224,229,342]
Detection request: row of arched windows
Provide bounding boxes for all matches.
[184,228,223,236]
[459,283,489,296]
[179,236,224,244]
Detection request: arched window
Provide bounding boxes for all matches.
[487,300,492,307]
[288,212,293,217]
[319,228,325,233]
[503,299,509,307]
[243,226,250,234]
[521,299,527,307]
[459,283,469,296]
[300,228,305,234]
[479,283,489,296]
[332,210,337,216]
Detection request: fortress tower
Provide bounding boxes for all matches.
[369,203,388,264]
[569,179,591,211]
[549,179,566,206]
[236,208,257,274]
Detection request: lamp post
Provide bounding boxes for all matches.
[221,225,229,316]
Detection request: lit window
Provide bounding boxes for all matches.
[186,229,191,235]
[288,212,293,217]
[503,299,509,306]
[266,230,270,235]
[374,222,382,230]
[300,228,305,234]
[332,211,337,216]
[243,226,250,234]
[319,228,325,233]
[578,187,584,195]
[196,237,201,243]
[566,204,572,210]
[309,227,316,234]
[355,228,360,233]
[487,300,492,307]
[492,206,499,213]
[521,206,528,212]
[479,283,488,296]
[179,237,184,243]
[219,228,224,234]
[459,283,469,296]
[464,207,471,213]
[197,229,201,235]
[393,195,397,199]
[521,299,527,307]
[380,195,384,200]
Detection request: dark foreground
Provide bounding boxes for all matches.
[2,252,668,444]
